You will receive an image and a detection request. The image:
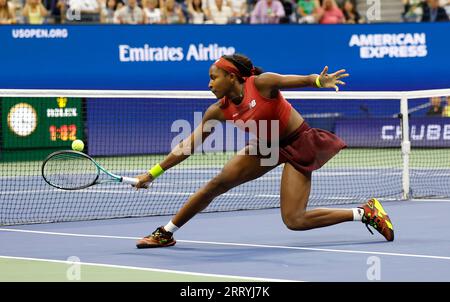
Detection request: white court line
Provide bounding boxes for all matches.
[316,172,401,176]
[0,189,60,195]
[256,195,363,200]
[0,255,297,282]
[0,189,145,195]
[0,189,191,196]
[1,228,450,261]
[409,198,450,202]
[0,189,263,197]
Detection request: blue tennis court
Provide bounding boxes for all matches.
[1,196,450,281]
[1,134,450,282]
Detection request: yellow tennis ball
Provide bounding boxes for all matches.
[72,139,84,152]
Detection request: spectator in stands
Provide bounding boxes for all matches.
[421,0,449,21]
[402,0,424,22]
[442,96,450,117]
[22,0,48,23]
[0,0,16,23]
[99,0,109,23]
[198,0,213,21]
[43,0,65,23]
[297,0,318,24]
[209,0,232,23]
[250,0,285,23]
[66,0,102,23]
[117,0,124,10]
[100,0,118,23]
[187,0,207,23]
[143,0,162,23]
[342,0,362,23]
[228,0,248,23]
[444,0,450,16]
[175,0,190,21]
[426,96,444,116]
[279,0,295,23]
[115,0,144,23]
[316,0,344,24]
[163,0,186,23]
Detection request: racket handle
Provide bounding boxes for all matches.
[121,177,139,185]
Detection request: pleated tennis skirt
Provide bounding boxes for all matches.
[278,121,347,176]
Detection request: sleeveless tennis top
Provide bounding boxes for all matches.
[220,76,292,140]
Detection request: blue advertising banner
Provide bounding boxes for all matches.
[86,96,449,155]
[86,98,251,156]
[86,98,210,155]
[335,117,450,147]
[1,23,450,91]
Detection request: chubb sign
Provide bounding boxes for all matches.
[381,124,450,141]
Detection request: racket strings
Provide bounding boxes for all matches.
[43,154,99,189]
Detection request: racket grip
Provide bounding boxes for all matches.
[121,177,139,185]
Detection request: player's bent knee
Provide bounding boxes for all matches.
[282,214,310,231]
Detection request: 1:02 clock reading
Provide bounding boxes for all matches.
[49,124,77,141]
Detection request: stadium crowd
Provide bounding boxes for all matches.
[427,96,450,117]
[0,0,449,25]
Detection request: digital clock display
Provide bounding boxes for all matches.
[49,124,78,141]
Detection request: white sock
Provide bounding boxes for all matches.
[352,208,364,221]
[164,221,179,233]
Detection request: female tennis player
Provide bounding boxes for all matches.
[134,54,394,248]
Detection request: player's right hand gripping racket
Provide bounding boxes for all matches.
[42,150,139,190]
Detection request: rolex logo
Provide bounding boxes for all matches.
[57,97,68,108]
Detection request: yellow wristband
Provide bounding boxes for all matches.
[148,164,164,179]
[315,76,322,88]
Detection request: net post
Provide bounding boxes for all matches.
[400,95,411,200]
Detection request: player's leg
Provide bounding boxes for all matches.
[136,146,276,248]
[280,163,394,241]
[171,149,275,228]
[279,163,354,231]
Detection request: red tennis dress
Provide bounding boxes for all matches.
[220,76,347,175]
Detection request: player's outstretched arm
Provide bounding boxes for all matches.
[134,102,225,189]
[255,66,349,92]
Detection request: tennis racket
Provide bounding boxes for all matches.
[42,150,139,190]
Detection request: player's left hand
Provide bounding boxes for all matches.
[318,66,349,92]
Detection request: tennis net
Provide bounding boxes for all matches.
[1,89,449,225]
